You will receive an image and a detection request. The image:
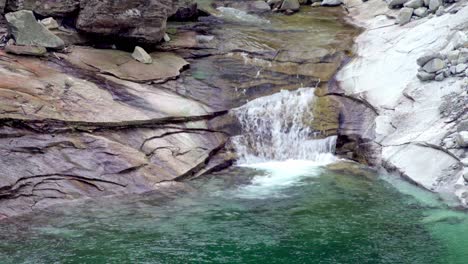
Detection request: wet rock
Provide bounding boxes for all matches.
[65,47,189,83]
[322,0,343,6]
[422,58,446,73]
[6,0,79,17]
[387,0,409,9]
[397,7,414,25]
[40,17,59,30]
[456,131,468,148]
[5,10,65,49]
[280,0,300,11]
[5,43,47,56]
[77,0,173,44]
[428,0,442,11]
[413,7,428,17]
[417,71,436,81]
[417,51,443,66]
[404,0,423,8]
[132,46,153,64]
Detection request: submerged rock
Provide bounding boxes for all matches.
[5,10,65,49]
[132,46,153,64]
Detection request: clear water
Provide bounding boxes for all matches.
[1,161,468,264]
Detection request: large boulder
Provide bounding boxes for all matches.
[6,0,79,17]
[5,10,65,49]
[170,0,198,21]
[76,0,174,44]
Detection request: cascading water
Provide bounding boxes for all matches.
[232,88,337,165]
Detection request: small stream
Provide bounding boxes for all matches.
[1,3,468,264]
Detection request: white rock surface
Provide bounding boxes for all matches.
[340,0,468,203]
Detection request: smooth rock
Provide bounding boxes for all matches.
[422,58,446,73]
[397,7,414,25]
[423,0,430,6]
[417,71,436,81]
[281,0,300,10]
[450,32,468,50]
[404,0,423,8]
[455,63,467,74]
[5,10,65,49]
[435,73,445,81]
[5,43,47,56]
[387,0,409,9]
[6,0,79,17]
[311,2,321,6]
[436,6,444,16]
[428,0,442,11]
[447,50,460,63]
[77,0,172,44]
[456,131,468,147]
[163,33,171,42]
[40,17,59,30]
[417,51,443,66]
[132,46,153,64]
[413,7,428,17]
[322,0,342,6]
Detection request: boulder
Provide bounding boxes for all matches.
[5,43,47,56]
[5,0,79,17]
[450,31,468,50]
[447,50,460,63]
[5,10,65,49]
[456,131,468,148]
[417,51,443,66]
[455,63,467,74]
[387,0,409,9]
[436,6,444,16]
[434,72,445,81]
[77,0,173,44]
[281,0,300,10]
[404,0,423,8]
[428,0,442,11]
[321,0,343,6]
[132,46,153,64]
[423,58,446,73]
[397,7,413,25]
[463,168,468,182]
[413,7,428,17]
[416,71,435,81]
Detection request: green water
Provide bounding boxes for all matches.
[1,161,467,263]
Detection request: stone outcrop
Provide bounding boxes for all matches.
[76,0,174,44]
[6,0,80,17]
[5,10,65,49]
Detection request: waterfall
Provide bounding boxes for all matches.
[232,88,337,165]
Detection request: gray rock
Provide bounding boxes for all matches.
[163,33,171,42]
[397,7,414,25]
[463,168,468,182]
[417,71,436,81]
[455,63,467,73]
[456,131,468,147]
[458,49,468,64]
[311,2,321,6]
[436,6,444,16]
[428,0,442,11]
[132,46,153,64]
[404,0,423,8]
[40,17,59,30]
[5,10,65,49]
[321,0,342,6]
[450,65,457,74]
[281,0,300,10]
[422,58,446,73]
[423,0,430,6]
[413,7,428,17]
[417,52,443,67]
[435,73,445,81]
[447,50,460,63]
[6,0,79,17]
[451,32,468,50]
[387,0,409,9]
[0,0,5,14]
